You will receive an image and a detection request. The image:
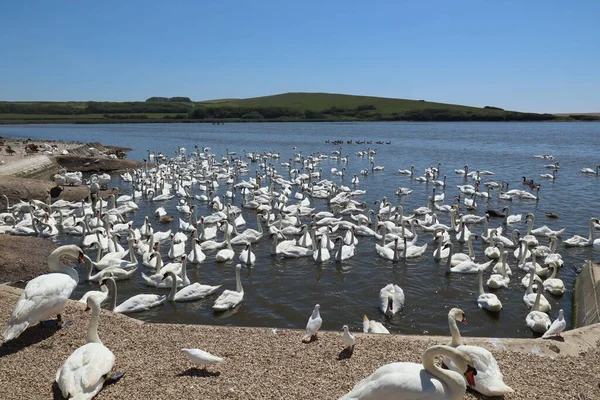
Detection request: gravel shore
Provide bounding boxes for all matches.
[1,285,599,400]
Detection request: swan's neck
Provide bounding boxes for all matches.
[86,304,102,344]
[526,219,533,235]
[448,316,463,346]
[549,264,558,279]
[84,255,94,281]
[47,246,79,283]
[478,270,485,295]
[422,346,466,397]
[445,245,453,273]
[235,267,243,293]
[167,272,178,301]
[532,288,542,311]
[589,219,595,242]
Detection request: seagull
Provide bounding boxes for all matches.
[342,325,356,350]
[301,304,322,343]
[181,348,223,371]
[542,309,566,339]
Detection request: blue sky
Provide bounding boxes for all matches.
[1,0,598,112]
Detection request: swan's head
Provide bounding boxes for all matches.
[161,271,177,281]
[449,308,468,325]
[85,293,105,312]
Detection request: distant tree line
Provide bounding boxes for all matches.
[145,97,192,102]
[86,102,192,114]
[188,106,303,119]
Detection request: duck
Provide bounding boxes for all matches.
[379,284,405,316]
[445,308,514,396]
[339,344,477,400]
[162,271,221,302]
[55,294,122,400]
[302,304,322,342]
[102,277,166,313]
[362,314,390,334]
[3,245,84,342]
[212,264,244,311]
[476,269,502,312]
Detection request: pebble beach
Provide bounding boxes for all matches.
[1,285,599,400]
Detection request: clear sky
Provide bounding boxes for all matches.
[1,0,598,113]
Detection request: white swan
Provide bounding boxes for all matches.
[476,269,502,312]
[445,244,492,274]
[83,254,137,282]
[239,243,256,265]
[162,271,221,302]
[334,236,355,261]
[487,251,510,289]
[3,245,84,342]
[56,294,119,400]
[187,238,206,263]
[525,289,551,334]
[340,345,477,400]
[400,236,427,259]
[103,277,166,313]
[379,284,405,316]
[543,261,565,295]
[445,308,514,396]
[362,315,390,334]
[564,217,597,247]
[522,267,551,312]
[212,264,244,311]
[215,231,235,262]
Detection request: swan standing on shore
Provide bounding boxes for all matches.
[56,294,123,400]
[3,245,84,342]
[339,345,477,400]
[446,308,514,396]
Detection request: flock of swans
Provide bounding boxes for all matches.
[0,143,593,399]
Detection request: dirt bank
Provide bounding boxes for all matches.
[0,236,60,283]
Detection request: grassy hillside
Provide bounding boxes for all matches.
[1,92,594,124]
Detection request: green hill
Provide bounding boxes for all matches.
[1,92,590,124]
[193,92,556,122]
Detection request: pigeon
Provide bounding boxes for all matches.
[542,309,566,339]
[342,325,356,350]
[302,304,322,343]
[181,348,223,371]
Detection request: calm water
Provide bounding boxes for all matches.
[3,122,600,338]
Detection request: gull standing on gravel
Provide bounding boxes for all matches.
[181,348,224,371]
[542,309,566,339]
[302,304,322,343]
[342,325,356,351]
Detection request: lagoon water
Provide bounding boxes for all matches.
[2,121,600,338]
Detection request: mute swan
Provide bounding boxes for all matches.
[523,267,551,312]
[103,277,166,313]
[446,237,476,267]
[3,245,84,342]
[302,304,322,342]
[342,325,356,350]
[162,271,221,302]
[543,262,565,295]
[379,284,404,316]
[526,289,551,334]
[542,309,566,338]
[83,254,137,282]
[312,230,331,263]
[339,344,477,400]
[362,315,390,334]
[188,238,206,263]
[400,236,427,259]
[239,243,256,265]
[476,269,502,312]
[564,217,597,247]
[398,165,414,175]
[445,244,492,274]
[181,348,224,371]
[212,264,244,311]
[445,308,514,396]
[215,232,235,262]
[334,236,355,261]
[487,251,510,288]
[56,294,121,400]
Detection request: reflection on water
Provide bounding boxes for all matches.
[2,121,600,338]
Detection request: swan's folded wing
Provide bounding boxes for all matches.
[10,274,75,322]
[57,344,114,399]
[341,369,445,400]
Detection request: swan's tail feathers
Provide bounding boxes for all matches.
[3,320,30,342]
[362,315,370,333]
[482,382,515,395]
